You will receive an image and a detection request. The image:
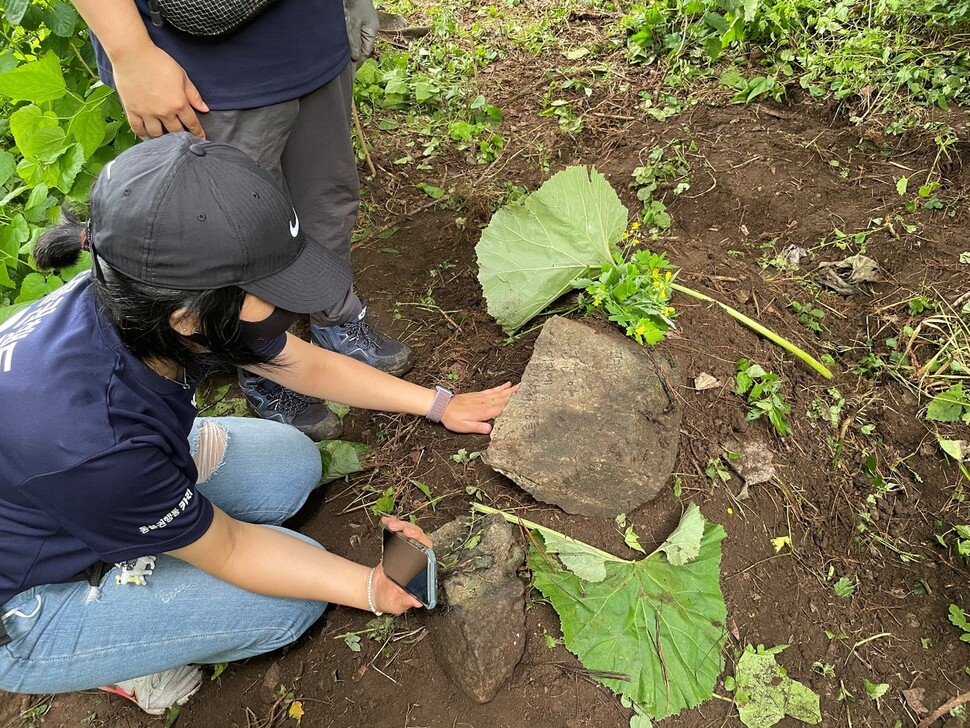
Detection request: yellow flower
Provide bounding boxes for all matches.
[661,307,674,316]
[288,700,305,723]
[593,298,602,307]
[635,324,647,336]
[664,270,672,281]
[631,221,640,230]
[622,232,631,240]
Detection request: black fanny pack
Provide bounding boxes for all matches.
[147,0,283,35]
[0,562,109,646]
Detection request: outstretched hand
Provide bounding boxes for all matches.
[440,381,518,435]
[372,517,432,614]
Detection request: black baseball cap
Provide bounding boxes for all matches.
[88,133,352,314]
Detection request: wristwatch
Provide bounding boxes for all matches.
[425,385,453,423]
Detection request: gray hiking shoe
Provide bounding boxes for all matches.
[239,371,343,442]
[310,302,414,376]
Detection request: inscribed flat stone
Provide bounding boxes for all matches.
[483,316,683,517]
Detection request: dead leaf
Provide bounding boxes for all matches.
[814,254,882,295]
[940,439,969,463]
[771,536,792,553]
[814,265,859,296]
[694,372,721,391]
[781,244,808,267]
[845,254,882,283]
[724,439,776,486]
[902,687,928,716]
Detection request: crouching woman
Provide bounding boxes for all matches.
[0,133,515,715]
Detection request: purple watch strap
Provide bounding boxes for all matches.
[426,385,453,423]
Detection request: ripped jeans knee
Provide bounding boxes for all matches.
[191,420,228,484]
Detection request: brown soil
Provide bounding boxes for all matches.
[5,11,970,728]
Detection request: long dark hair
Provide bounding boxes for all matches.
[34,206,282,378]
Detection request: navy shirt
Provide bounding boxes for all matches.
[92,0,351,110]
[0,274,214,607]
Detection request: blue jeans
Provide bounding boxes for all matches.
[0,417,327,694]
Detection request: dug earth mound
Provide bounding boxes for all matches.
[483,316,684,518]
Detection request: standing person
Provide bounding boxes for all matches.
[70,0,408,441]
[0,134,515,715]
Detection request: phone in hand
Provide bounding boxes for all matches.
[381,525,437,609]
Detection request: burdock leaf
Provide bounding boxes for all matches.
[476,165,627,333]
[530,510,727,720]
[543,532,611,582]
[653,503,705,565]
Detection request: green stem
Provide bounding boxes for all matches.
[471,503,631,564]
[70,41,98,81]
[671,282,833,380]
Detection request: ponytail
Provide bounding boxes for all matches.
[33,206,86,271]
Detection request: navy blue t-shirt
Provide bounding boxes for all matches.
[92,0,350,110]
[0,274,214,607]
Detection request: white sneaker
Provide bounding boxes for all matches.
[100,665,203,715]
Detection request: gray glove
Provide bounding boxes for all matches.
[343,0,379,62]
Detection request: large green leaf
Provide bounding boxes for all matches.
[0,52,66,103]
[476,165,627,333]
[44,1,80,37]
[655,504,705,565]
[56,142,86,192]
[0,214,29,262]
[530,507,727,721]
[15,272,62,304]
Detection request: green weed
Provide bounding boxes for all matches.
[578,247,678,345]
[450,448,481,466]
[620,0,970,130]
[735,359,792,436]
[790,300,825,334]
[629,140,694,235]
[948,603,970,643]
[832,576,857,598]
[936,524,970,562]
[705,456,732,484]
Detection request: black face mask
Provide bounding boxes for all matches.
[186,307,296,358]
[239,307,296,356]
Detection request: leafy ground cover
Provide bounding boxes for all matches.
[2,0,970,726]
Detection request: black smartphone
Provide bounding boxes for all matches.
[381,526,437,609]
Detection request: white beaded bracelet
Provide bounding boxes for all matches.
[366,566,383,616]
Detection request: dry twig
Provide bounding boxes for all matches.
[917,691,970,728]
